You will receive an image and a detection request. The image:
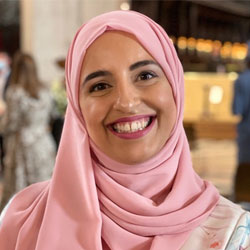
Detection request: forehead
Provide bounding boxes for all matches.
[81,31,155,68]
[86,31,145,52]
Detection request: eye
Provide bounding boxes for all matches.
[137,71,157,81]
[89,82,111,93]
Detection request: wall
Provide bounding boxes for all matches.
[184,72,239,122]
[20,0,124,85]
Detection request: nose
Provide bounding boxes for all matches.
[113,81,141,113]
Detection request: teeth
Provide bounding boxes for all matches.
[113,118,151,133]
[124,123,130,132]
[137,121,142,130]
[131,122,137,131]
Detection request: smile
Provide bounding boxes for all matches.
[108,115,156,139]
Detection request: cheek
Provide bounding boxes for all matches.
[153,85,177,128]
[79,98,108,137]
[148,82,176,113]
[160,94,176,114]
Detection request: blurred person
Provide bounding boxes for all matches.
[0,11,249,250]
[50,58,67,149]
[232,54,250,203]
[0,52,11,173]
[0,51,11,103]
[0,52,56,211]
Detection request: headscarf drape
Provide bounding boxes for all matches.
[0,10,219,250]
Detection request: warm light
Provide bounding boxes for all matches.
[220,42,232,58]
[241,44,248,60]
[228,72,238,81]
[213,40,222,48]
[209,86,223,104]
[120,2,130,10]
[196,39,205,52]
[204,40,213,53]
[241,43,248,59]
[232,43,240,60]
[231,43,248,60]
[187,37,196,50]
[177,36,187,49]
[212,40,222,57]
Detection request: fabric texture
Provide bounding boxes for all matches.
[0,197,250,250]
[0,10,219,250]
[182,197,250,250]
[1,196,249,250]
[0,86,56,210]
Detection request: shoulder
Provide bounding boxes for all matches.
[0,197,14,226]
[0,181,50,249]
[225,202,250,250]
[0,181,50,226]
[228,214,250,250]
[6,86,25,100]
[5,87,30,110]
[212,196,245,217]
[205,196,248,231]
[204,197,250,249]
[181,196,250,250]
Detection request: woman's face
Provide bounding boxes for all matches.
[79,32,176,164]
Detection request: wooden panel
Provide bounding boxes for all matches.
[194,120,237,139]
[184,72,240,123]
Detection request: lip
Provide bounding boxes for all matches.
[107,115,156,140]
[108,114,155,125]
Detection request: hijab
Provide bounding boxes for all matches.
[0,10,219,250]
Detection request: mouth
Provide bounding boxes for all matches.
[107,115,156,139]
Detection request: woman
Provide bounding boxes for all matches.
[0,52,56,211]
[0,11,249,250]
[0,52,11,171]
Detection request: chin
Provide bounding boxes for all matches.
[115,148,156,165]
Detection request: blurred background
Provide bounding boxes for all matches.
[0,0,250,208]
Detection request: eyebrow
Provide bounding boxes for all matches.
[129,60,160,71]
[83,70,111,85]
[82,60,160,86]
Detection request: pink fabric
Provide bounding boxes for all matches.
[0,10,220,250]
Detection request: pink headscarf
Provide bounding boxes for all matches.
[0,10,219,250]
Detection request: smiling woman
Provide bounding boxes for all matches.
[0,10,249,250]
[79,31,176,164]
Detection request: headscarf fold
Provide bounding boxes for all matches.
[0,10,219,250]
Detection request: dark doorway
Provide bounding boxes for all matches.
[0,0,20,56]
